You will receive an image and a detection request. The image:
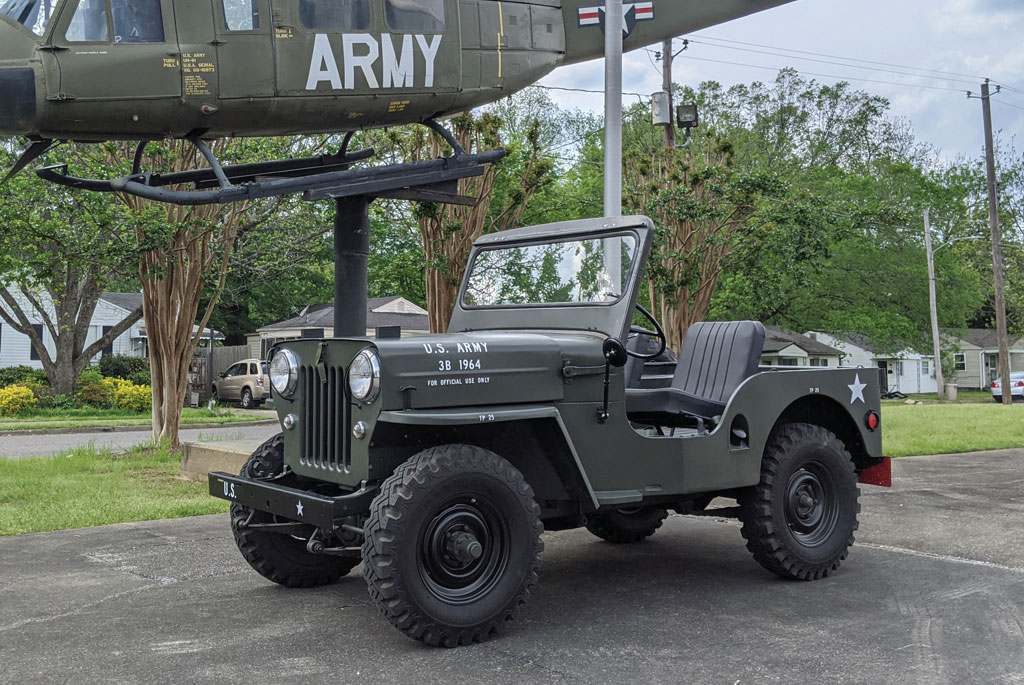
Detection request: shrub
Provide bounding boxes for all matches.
[129,370,152,386]
[27,369,50,387]
[99,355,149,380]
[76,374,113,408]
[49,394,79,410]
[113,383,152,412]
[0,384,38,416]
[0,366,34,388]
[26,384,55,407]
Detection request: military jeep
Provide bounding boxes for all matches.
[209,215,889,647]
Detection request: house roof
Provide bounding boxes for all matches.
[258,297,430,333]
[99,292,143,313]
[763,326,842,356]
[956,328,1024,350]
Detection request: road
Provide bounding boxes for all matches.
[0,449,1022,684]
[0,423,279,458]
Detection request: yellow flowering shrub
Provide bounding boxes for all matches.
[0,384,38,416]
[113,382,152,412]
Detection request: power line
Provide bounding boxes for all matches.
[676,54,968,94]
[689,33,990,83]
[686,38,980,87]
[533,84,648,99]
[992,98,1024,113]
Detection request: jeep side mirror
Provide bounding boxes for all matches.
[603,338,628,368]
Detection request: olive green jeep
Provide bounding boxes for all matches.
[209,215,890,647]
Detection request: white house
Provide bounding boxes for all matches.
[806,331,937,395]
[0,291,145,369]
[760,327,843,367]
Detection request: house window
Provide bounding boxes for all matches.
[954,353,966,371]
[809,358,828,367]
[894,361,904,376]
[921,360,931,377]
[30,323,43,361]
[385,0,444,32]
[779,358,798,366]
[299,0,370,31]
[102,325,114,356]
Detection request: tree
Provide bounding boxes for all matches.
[0,144,142,394]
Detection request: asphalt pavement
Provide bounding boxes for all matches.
[0,423,279,458]
[1,449,1022,684]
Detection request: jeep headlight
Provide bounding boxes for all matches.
[349,348,380,402]
[269,348,298,398]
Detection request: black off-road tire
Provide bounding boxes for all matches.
[230,435,358,587]
[585,507,669,544]
[738,423,860,581]
[362,444,544,647]
[240,387,254,409]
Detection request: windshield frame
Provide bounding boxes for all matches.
[459,231,640,311]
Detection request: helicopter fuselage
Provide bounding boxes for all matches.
[0,0,792,141]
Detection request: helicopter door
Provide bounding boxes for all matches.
[211,0,274,98]
[272,0,459,101]
[49,0,180,101]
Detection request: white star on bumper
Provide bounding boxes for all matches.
[296,500,304,517]
[848,374,867,404]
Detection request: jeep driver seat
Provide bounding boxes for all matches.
[625,321,765,426]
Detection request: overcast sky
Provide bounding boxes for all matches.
[538,0,1024,164]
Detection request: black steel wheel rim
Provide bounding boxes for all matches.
[419,497,509,605]
[784,461,839,547]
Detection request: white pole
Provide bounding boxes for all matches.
[924,209,945,399]
[603,0,623,289]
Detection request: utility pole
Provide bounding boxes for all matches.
[662,38,675,150]
[980,80,1011,404]
[924,209,945,400]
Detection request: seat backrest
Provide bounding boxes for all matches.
[672,321,765,403]
[623,335,648,388]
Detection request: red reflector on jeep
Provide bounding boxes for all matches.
[865,410,880,431]
[859,457,892,487]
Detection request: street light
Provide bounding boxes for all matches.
[924,210,986,400]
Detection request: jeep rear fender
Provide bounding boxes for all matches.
[378,407,598,509]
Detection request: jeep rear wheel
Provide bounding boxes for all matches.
[362,444,543,647]
[586,506,668,544]
[230,435,358,587]
[738,423,859,581]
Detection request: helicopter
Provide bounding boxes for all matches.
[0,0,793,203]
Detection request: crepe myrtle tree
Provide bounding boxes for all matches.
[0,143,142,395]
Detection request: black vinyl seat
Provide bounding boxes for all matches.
[625,321,765,425]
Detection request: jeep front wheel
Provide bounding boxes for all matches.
[362,444,543,647]
[586,506,668,544]
[230,435,359,587]
[738,423,859,581]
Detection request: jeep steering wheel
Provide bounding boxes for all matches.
[628,303,667,360]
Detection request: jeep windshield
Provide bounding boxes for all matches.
[462,235,637,308]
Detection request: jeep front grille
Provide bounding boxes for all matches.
[299,365,350,472]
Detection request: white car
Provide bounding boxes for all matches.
[990,372,1024,402]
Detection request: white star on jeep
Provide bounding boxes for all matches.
[848,374,867,404]
[296,500,304,517]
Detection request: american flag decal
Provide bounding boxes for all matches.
[578,2,655,36]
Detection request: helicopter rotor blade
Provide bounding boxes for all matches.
[4,139,55,183]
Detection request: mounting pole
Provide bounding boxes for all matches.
[333,197,370,337]
[980,80,1011,404]
[603,0,624,286]
[662,38,675,150]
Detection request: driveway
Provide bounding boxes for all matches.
[0,423,279,458]
[0,449,1021,684]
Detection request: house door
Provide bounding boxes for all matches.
[877,361,889,392]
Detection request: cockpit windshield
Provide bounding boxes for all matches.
[463,235,637,308]
[1,0,59,35]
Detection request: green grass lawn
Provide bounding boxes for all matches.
[0,442,229,535]
[0,407,269,431]
[882,402,1024,457]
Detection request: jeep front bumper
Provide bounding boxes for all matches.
[208,472,378,530]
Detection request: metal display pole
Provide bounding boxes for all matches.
[924,209,945,399]
[603,0,624,288]
[333,197,371,337]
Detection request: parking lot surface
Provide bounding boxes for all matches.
[1,449,1021,684]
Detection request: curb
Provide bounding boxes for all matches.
[0,419,278,437]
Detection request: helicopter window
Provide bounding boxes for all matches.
[298,0,369,31]
[1,0,59,36]
[222,0,259,30]
[111,0,164,42]
[385,0,444,32]
[65,0,109,41]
